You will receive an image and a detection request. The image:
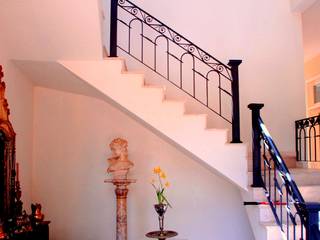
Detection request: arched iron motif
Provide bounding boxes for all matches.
[295,115,320,163]
[109,0,242,143]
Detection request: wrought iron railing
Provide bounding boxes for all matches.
[296,115,320,163]
[109,0,242,143]
[249,104,320,240]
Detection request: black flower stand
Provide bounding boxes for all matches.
[146,204,178,240]
[146,230,178,240]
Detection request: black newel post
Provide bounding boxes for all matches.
[248,103,264,188]
[228,60,242,143]
[110,0,118,57]
[305,202,320,240]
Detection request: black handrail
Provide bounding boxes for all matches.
[296,114,320,163]
[249,103,320,240]
[109,0,242,143]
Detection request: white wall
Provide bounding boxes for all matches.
[0,38,34,210]
[32,87,254,240]
[302,0,320,61]
[103,0,306,153]
[0,0,103,61]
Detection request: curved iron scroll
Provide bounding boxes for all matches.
[109,0,242,143]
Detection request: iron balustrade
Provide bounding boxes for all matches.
[249,104,320,240]
[109,0,242,143]
[296,115,320,163]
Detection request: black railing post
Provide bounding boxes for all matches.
[110,0,118,57]
[228,59,242,143]
[305,202,320,240]
[248,103,264,188]
[295,121,299,161]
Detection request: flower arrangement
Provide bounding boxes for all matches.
[151,166,172,207]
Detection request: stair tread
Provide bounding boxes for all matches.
[162,99,186,104]
[205,128,228,132]
[261,221,302,227]
[183,113,207,117]
[142,85,166,90]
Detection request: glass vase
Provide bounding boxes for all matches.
[154,203,168,232]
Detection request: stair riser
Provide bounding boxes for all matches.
[259,205,302,224]
[248,170,320,187]
[252,186,320,202]
[265,224,305,240]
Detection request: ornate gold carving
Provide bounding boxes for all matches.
[0,65,16,221]
[0,65,15,139]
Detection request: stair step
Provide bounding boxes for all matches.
[297,161,320,169]
[258,204,303,224]
[262,222,305,240]
[120,72,145,88]
[140,85,165,102]
[205,128,228,144]
[160,100,186,115]
[290,168,320,186]
[247,154,297,172]
[252,185,320,202]
[181,114,207,130]
[248,168,320,187]
[103,58,126,73]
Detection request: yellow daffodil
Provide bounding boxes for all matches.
[153,166,161,174]
[150,166,172,208]
[160,172,166,179]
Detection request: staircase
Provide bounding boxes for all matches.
[11,0,319,239]
[60,0,320,238]
[59,58,247,188]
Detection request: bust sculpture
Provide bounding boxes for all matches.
[107,138,134,180]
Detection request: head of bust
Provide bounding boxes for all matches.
[109,138,128,160]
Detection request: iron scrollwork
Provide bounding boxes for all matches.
[115,0,236,124]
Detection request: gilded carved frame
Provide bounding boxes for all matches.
[0,65,16,220]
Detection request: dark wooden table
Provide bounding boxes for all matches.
[9,221,50,240]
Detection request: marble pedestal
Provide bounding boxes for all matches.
[105,179,136,240]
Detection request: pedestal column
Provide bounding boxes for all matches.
[105,179,136,240]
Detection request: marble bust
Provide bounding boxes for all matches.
[107,138,134,180]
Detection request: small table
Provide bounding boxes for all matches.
[146,230,178,240]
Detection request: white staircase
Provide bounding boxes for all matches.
[242,168,320,240]
[58,58,248,189]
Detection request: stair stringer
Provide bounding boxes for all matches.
[59,59,248,190]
